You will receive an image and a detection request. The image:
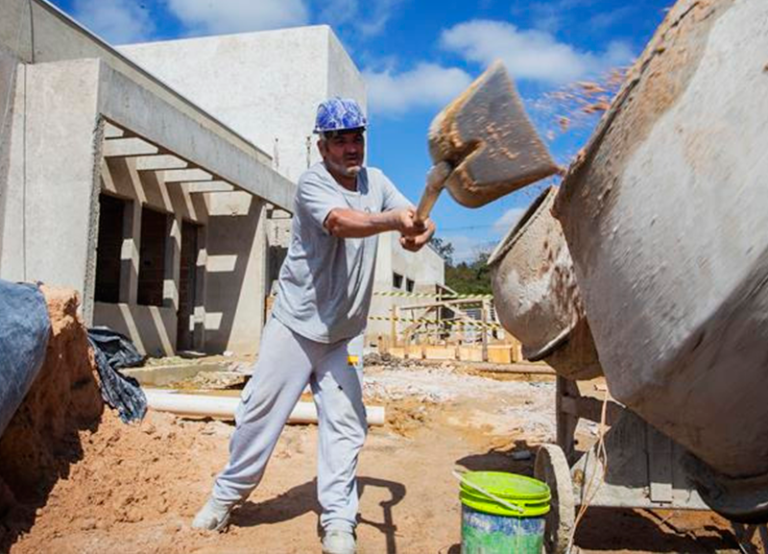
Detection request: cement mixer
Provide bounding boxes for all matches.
[554,0,768,484]
[419,0,767,549]
[482,0,768,550]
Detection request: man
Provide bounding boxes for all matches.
[192,97,435,554]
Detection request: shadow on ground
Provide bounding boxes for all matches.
[455,440,537,475]
[575,507,741,552]
[231,475,406,554]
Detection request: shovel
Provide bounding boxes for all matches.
[415,60,559,223]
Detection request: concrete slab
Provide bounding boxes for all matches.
[123,363,227,387]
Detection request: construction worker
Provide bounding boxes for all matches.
[192,97,435,554]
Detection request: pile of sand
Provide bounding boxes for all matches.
[0,287,103,550]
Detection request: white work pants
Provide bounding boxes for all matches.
[212,316,367,533]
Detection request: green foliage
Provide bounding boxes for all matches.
[431,238,492,295]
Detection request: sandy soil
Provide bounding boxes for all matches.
[2,349,756,554]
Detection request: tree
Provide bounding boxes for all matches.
[430,237,493,295]
[445,254,493,295]
[429,236,454,266]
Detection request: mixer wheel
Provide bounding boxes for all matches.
[535,443,575,554]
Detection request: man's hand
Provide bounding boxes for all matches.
[399,218,435,252]
[395,208,425,238]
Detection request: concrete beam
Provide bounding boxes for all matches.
[182,182,234,194]
[103,137,159,158]
[96,62,296,211]
[104,122,124,139]
[134,154,188,171]
[162,169,213,183]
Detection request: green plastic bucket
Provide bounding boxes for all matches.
[459,471,550,554]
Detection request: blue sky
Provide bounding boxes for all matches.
[50,0,672,262]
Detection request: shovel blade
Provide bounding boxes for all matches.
[428,60,558,208]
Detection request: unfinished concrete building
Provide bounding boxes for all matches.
[0,0,444,356]
[0,0,294,356]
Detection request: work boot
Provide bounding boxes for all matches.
[321,530,356,554]
[191,497,232,531]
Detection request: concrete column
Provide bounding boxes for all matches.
[253,199,268,345]
[119,197,141,304]
[193,224,207,351]
[163,215,181,311]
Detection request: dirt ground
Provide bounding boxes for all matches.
[2,348,759,554]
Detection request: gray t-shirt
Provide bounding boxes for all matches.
[271,162,412,343]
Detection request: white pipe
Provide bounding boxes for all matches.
[143,389,385,426]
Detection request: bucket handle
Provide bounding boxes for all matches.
[452,470,525,514]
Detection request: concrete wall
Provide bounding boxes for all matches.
[0,60,102,318]
[94,302,177,357]
[326,32,367,115]
[0,45,20,265]
[119,26,366,183]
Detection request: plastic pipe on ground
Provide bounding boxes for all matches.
[143,389,386,426]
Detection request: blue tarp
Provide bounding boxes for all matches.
[0,279,148,434]
[0,279,51,436]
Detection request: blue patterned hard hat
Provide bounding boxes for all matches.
[314,97,367,134]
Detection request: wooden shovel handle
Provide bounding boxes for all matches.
[415,162,452,224]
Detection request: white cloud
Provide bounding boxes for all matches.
[358,0,406,37]
[166,0,310,35]
[318,0,406,37]
[72,0,154,44]
[363,63,472,116]
[440,19,633,84]
[493,207,526,235]
[318,0,358,26]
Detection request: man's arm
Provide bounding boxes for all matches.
[324,207,422,239]
[375,168,436,251]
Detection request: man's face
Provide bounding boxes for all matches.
[318,129,365,178]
